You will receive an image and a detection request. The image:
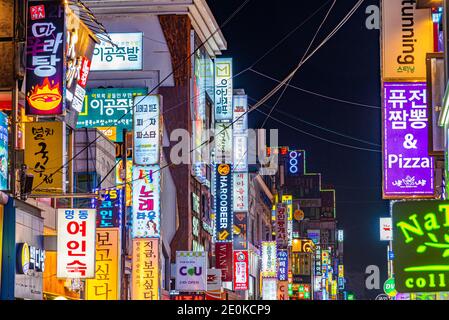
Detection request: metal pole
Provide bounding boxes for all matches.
[121,129,128,300]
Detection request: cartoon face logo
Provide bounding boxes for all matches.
[217,164,230,176]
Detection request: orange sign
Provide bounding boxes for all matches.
[132,239,159,300]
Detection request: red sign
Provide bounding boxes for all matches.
[30,5,45,20]
[276,205,288,248]
[78,57,91,87]
[233,250,249,291]
[171,294,205,300]
[215,243,233,282]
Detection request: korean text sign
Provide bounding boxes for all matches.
[26,1,65,115]
[25,121,65,194]
[94,188,123,228]
[133,95,161,166]
[132,165,160,238]
[233,172,248,212]
[176,251,207,292]
[214,58,233,121]
[233,250,249,291]
[277,250,288,281]
[57,209,96,278]
[233,211,247,250]
[214,164,233,242]
[215,243,233,282]
[0,112,8,190]
[383,83,434,197]
[275,204,288,249]
[132,239,159,300]
[85,228,120,300]
[91,33,143,71]
[393,200,449,293]
[261,241,277,277]
[76,88,147,142]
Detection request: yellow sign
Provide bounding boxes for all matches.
[25,122,64,194]
[292,239,315,253]
[381,0,433,80]
[293,209,304,221]
[97,127,117,141]
[132,239,159,300]
[116,159,132,206]
[86,228,120,300]
[338,265,344,278]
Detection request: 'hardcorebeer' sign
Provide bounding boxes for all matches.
[393,200,449,293]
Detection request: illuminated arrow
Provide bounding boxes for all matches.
[219,230,229,241]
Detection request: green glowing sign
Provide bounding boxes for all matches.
[392,200,449,293]
[383,278,397,297]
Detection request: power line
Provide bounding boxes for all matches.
[27,0,252,195]
[249,96,381,147]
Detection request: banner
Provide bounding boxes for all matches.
[381,0,433,80]
[215,243,233,282]
[176,251,207,292]
[132,165,160,238]
[76,88,147,142]
[383,82,434,198]
[233,251,249,291]
[133,95,161,166]
[26,1,65,115]
[214,58,233,121]
[86,228,120,300]
[25,121,65,194]
[214,164,233,242]
[57,209,96,278]
[132,239,159,300]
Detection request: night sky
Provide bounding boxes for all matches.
[207,0,388,299]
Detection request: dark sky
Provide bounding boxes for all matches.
[207,0,388,299]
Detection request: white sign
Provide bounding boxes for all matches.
[262,278,277,300]
[133,95,161,165]
[233,135,248,172]
[215,58,233,121]
[233,95,248,134]
[261,241,277,277]
[132,165,161,238]
[176,251,207,292]
[233,172,248,212]
[214,122,233,163]
[91,32,143,71]
[207,268,222,291]
[57,209,96,278]
[380,217,393,241]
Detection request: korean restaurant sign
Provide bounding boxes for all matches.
[25,122,65,194]
[233,172,248,212]
[215,243,233,282]
[132,165,160,238]
[76,87,147,142]
[26,1,65,115]
[277,250,288,281]
[215,123,233,163]
[380,217,393,241]
[275,204,288,249]
[133,95,161,166]
[214,58,233,121]
[261,241,277,278]
[94,187,123,228]
[91,32,143,71]
[233,212,247,250]
[0,112,8,190]
[393,200,449,293]
[381,0,433,80]
[57,209,96,278]
[214,164,233,243]
[282,195,293,246]
[85,228,120,300]
[233,95,248,134]
[176,251,207,292]
[233,250,249,291]
[383,82,434,198]
[132,239,159,300]
[233,135,248,172]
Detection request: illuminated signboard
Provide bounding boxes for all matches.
[233,135,248,172]
[233,211,247,250]
[286,150,304,176]
[233,250,249,291]
[133,95,161,166]
[132,165,160,238]
[233,172,248,212]
[214,164,233,242]
[57,209,96,278]
[393,200,449,293]
[277,250,288,281]
[25,1,65,115]
[77,88,147,142]
[25,122,65,195]
[132,239,159,300]
[0,112,8,190]
[214,58,233,121]
[275,205,288,249]
[93,187,123,228]
[380,217,393,241]
[86,228,120,300]
[233,95,248,134]
[262,278,277,300]
[16,243,46,274]
[214,123,233,164]
[176,251,207,292]
[261,241,277,277]
[292,239,315,253]
[282,195,293,246]
[381,0,433,80]
[383,82,434,198]
[215,243,233,282]
[91,32,143,71]
[116,159,132,207]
